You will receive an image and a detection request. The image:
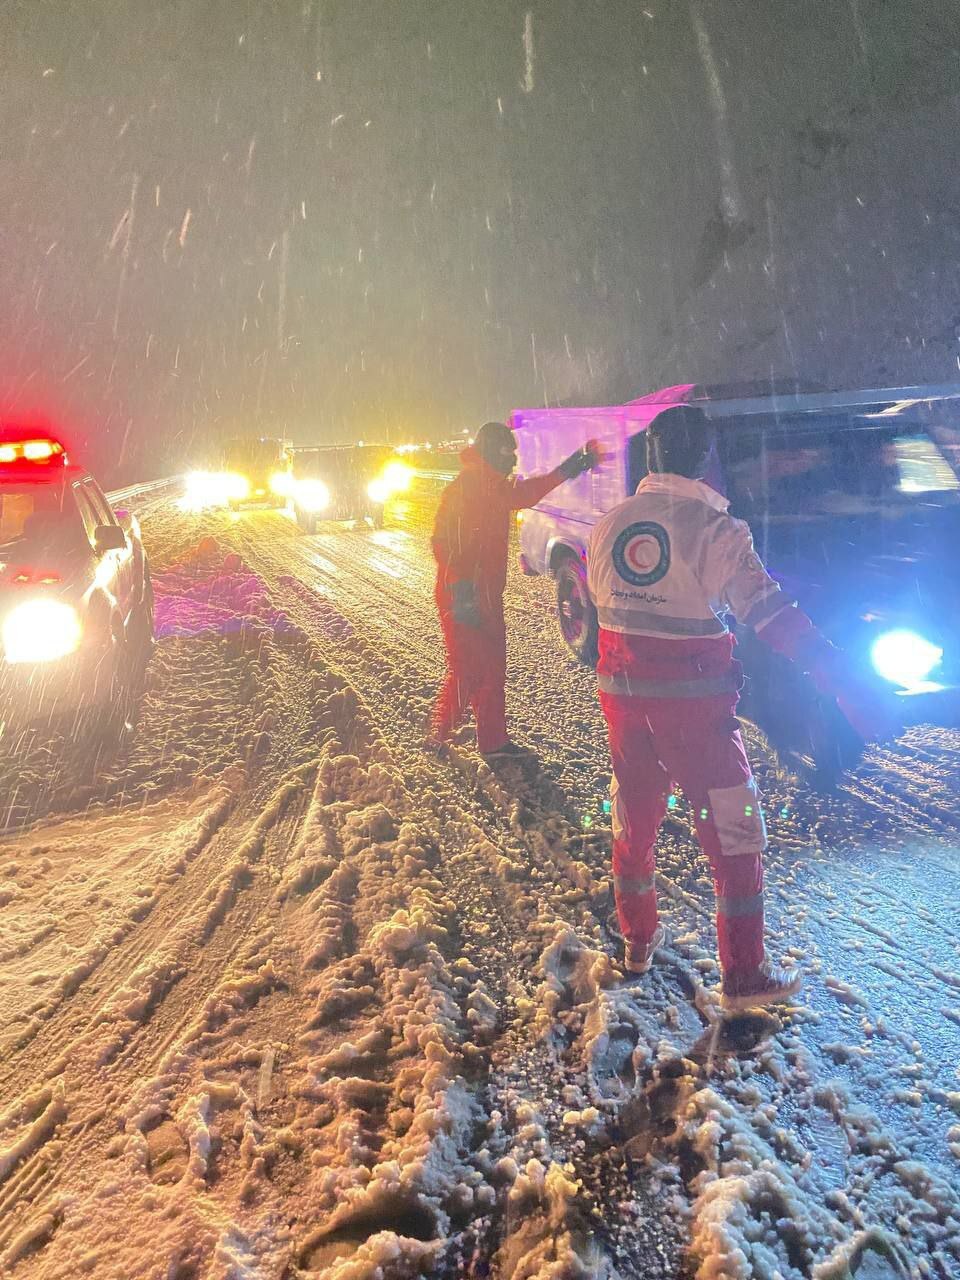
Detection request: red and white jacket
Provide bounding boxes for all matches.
[587,473,799,697]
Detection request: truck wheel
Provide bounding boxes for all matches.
[86,620,138,748]
[555,555,599,667]
[296,506,317,535]
[127,574,155,672]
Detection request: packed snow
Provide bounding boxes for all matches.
[0,479,959,1279]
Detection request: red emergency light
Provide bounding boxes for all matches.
[0,436,68,467]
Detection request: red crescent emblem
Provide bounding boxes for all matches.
[625,534,661,574]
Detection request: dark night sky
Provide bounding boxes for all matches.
[2,1,960,481]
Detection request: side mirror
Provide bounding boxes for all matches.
[94,524,127,553]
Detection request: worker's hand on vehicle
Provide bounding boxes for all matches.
[558,441,603,481]
[451,580,483,628]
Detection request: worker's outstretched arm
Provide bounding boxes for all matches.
[509,441,601,510]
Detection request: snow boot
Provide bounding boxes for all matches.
[721,959,802,1012]
[624,924,668,975]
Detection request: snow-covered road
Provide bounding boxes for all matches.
[1,482,958,1280]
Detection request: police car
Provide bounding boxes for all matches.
[513,382,960,780]
[0,429,154,735]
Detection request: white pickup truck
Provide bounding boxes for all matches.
[512,383,696,664]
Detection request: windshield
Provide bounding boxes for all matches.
[296,447,392,479]
[718,420,960,522]
[223,439,285,470]
[0,484,75,548]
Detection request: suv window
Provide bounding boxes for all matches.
[626,433,648,493]
[0,484,86,551]
[72,483,102,546]
[718,418,960,524]
[82,478,115,526]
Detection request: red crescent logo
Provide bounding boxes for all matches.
[625,534,661,574]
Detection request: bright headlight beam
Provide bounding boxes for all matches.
[3,598,83,664]
[870,629,942,689]
[382,460,413,493]
[223,472,250,502]
[295,479,331,512]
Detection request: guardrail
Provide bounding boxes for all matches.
[413,467,457,486]
[107,476,180,506]
[106,471,451,509]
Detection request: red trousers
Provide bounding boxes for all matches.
[432,588,508,753]
[599,691,766,975]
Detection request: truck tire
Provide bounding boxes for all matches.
[555,554,599,667]
[295,506,317,535]
[127,573,155,671]
[86,614,138,748]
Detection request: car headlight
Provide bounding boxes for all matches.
[381,460,413,494]
[367,477,391,504]
[295,479,331,512]
[183,470,220,510]
[870,628,943,689]
[224,472,250,501]
[270,470,293,497]
[3,599,83,664]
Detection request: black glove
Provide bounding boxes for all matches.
[804,640,901,744]
[451,580,482,628]
[557,442,600,481]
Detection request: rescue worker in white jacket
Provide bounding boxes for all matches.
[588,405,889,1009]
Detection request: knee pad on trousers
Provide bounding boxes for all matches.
[610,775,627,843]
[707,778,767,856]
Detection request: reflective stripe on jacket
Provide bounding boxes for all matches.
[587,473,790,696]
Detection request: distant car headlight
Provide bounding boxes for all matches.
[183,470,220,510]
[381,460,413,493]
[224,472,250,501]
[270,470,293,497]
[367,477,391,504]
[870,628,942,689]
[3,599,83,665]
[295,479,331,512]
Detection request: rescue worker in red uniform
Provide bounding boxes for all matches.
[431,421,600,757]
[588,406,889,1009]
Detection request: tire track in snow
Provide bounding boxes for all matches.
[210,498,960,1274]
